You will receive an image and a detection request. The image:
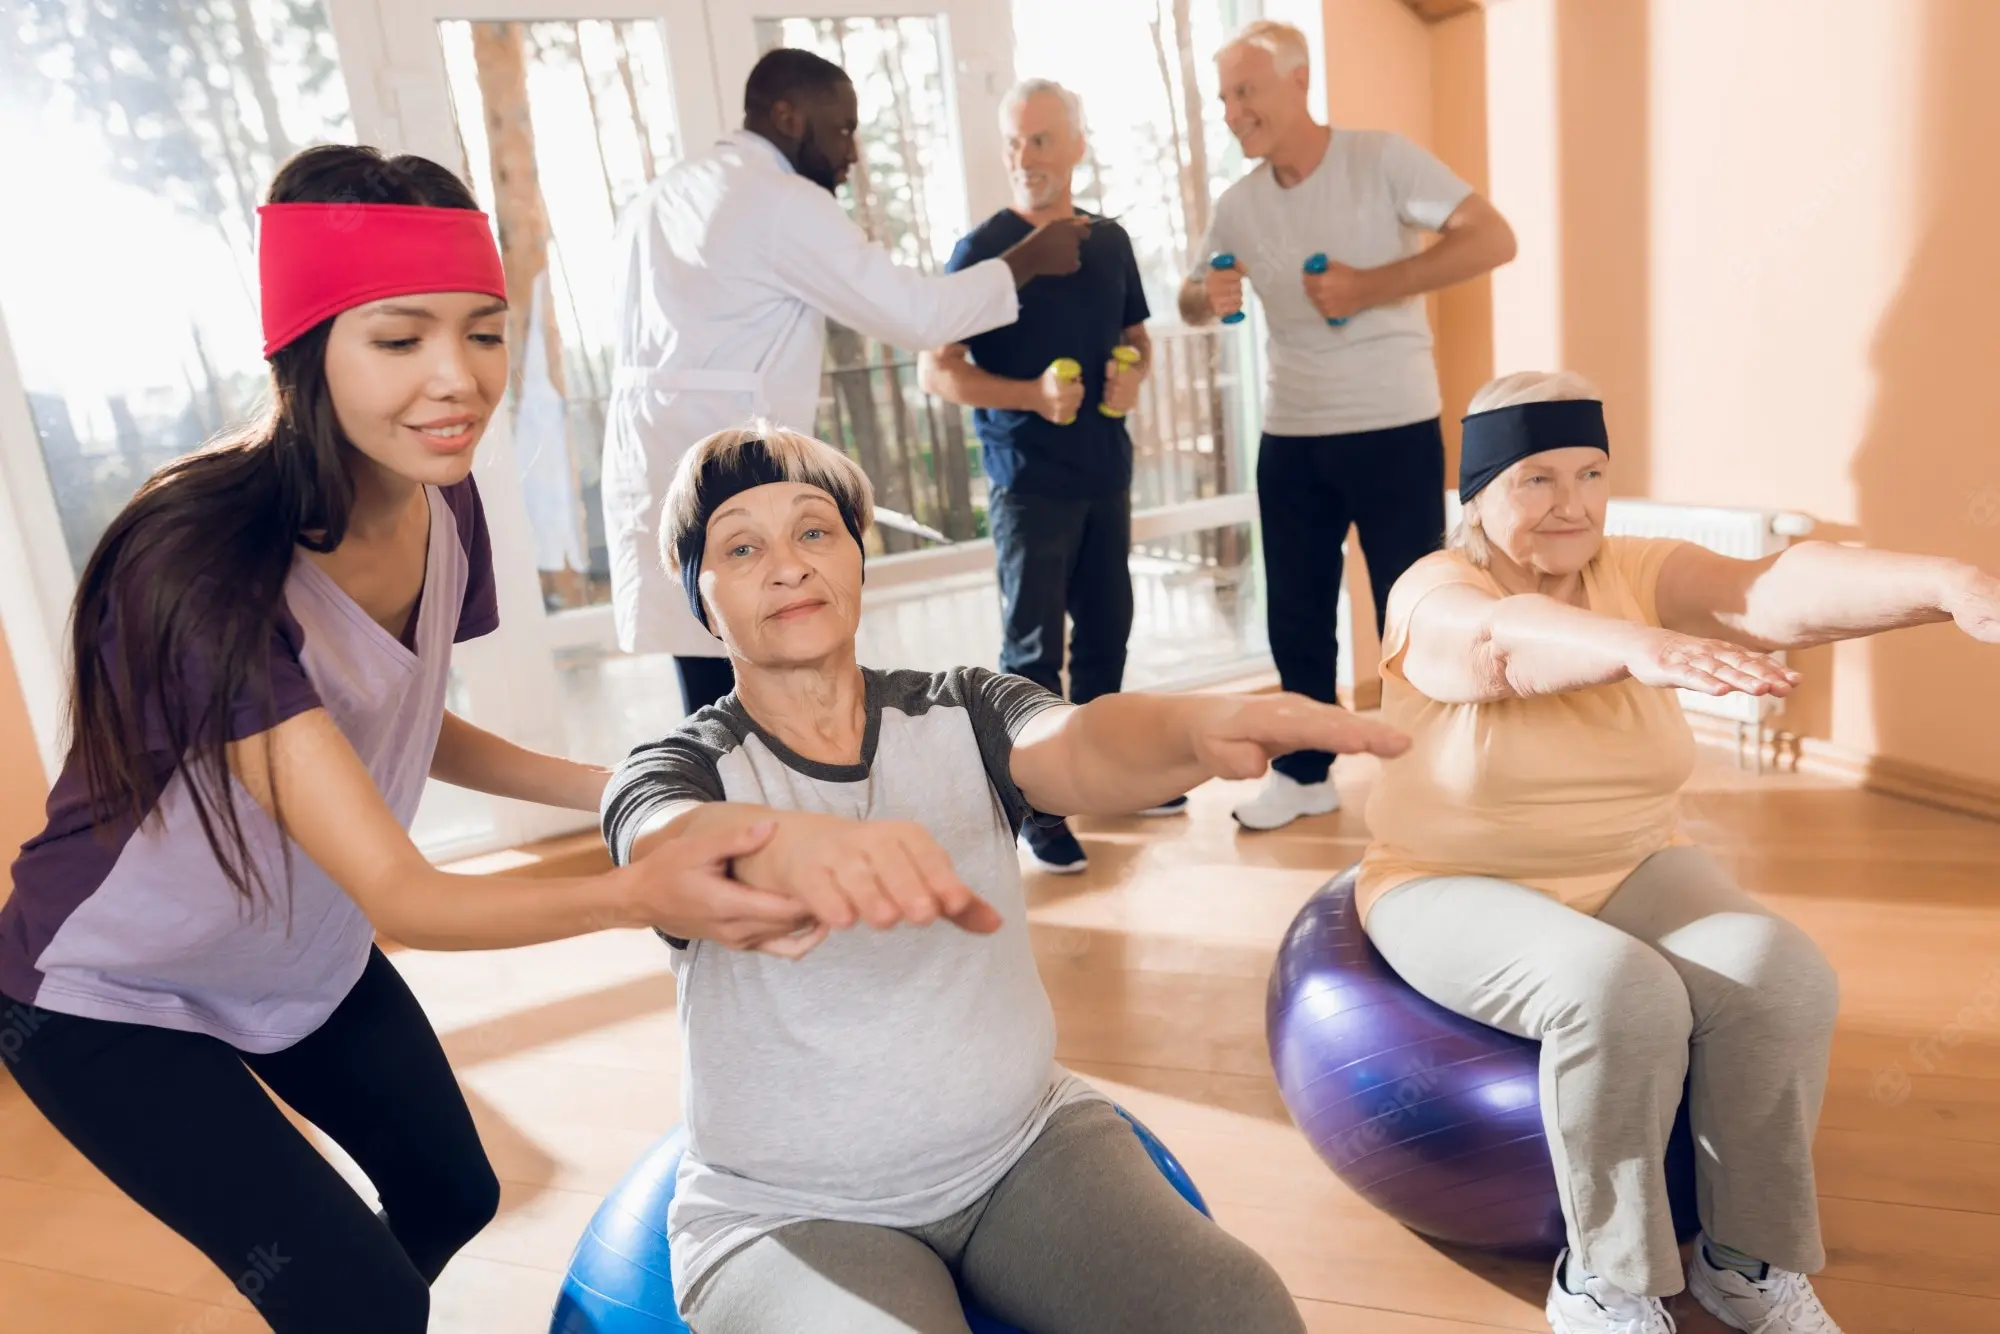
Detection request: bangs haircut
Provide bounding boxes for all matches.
[660,424,876,577]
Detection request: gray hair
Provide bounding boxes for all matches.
[1000,78,1085,138]
[1450,371,1604,568]
[659,421,875,577]
[1219,20,1311,77]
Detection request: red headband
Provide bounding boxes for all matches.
[256,203,508,358]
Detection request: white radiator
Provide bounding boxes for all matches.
[1339,497,1815,734]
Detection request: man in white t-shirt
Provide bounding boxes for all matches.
[1180,19,1516,832]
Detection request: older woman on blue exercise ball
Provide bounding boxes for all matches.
[599,424,1410,1333]
[1358,370,2000,1334]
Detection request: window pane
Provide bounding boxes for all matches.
[0,0,354,571]
[437,18,684,615]
[857,521,1270,688]
[1010,0,1253,318]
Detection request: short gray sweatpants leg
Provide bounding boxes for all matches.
[1365,866,1698,1295]
[958,1099,1305,1334]
[1365,846,1838,1296]
[1597,845,1838,1276]
[682,1220,971,1334]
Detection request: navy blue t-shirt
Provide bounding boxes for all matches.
[945,210,1150,497]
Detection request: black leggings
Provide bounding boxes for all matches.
[2,948,498,1333]
[1257,419,1445,784]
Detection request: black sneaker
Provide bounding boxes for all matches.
[1135,794,1189,817]
[1018,818,1088,874]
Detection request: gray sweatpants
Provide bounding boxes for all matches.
[1364,845,1839,1297]
[683,1099,1305,1334]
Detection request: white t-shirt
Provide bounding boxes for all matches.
[1200,128,1472,437]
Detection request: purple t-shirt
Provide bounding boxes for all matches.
[0,479,498,1052]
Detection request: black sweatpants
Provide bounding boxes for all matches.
[990,486,1134,706]
[1257,418,1446,784]
[2,947,499,1333]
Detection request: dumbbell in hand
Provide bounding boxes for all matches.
[1208,253,1247,325]
[1304,253,1349,327]
[1099,345,1141,419]
[1045,358,1082,426]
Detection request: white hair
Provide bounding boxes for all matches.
[1219,19,1311,77]
[1451,371,1605,568]
[1000,78,1085,138]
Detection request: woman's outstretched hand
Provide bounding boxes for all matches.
[1624,628,1800,697]
[1944,567,2000,642]
[626,820,827,959]
[1189,694,1411,781]
[756,814,1003,937]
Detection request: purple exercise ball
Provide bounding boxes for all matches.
[1266,868,1699,1254]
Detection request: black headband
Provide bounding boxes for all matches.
[677,438,868,633]
[1458,399,1610,503]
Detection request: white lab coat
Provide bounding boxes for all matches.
[601,129,1021,657]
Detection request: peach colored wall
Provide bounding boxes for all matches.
[1475,0,2000,788]
[1322,0,1432,143]
[1428,8,1492,475]
[0,619,46,887]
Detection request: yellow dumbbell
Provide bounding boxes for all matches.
[1098,345,1141,419]
[1048,357,1081,426]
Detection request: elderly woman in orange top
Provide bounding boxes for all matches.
[1357,371,2000,1334]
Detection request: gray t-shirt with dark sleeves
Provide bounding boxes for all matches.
[600,666,1102,1309]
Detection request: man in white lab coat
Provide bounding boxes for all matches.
[602,47,1091,711]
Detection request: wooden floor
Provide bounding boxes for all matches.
[5,744,2000,1332]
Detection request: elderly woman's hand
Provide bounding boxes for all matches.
[1943,566,2000,642]
[1624,628,1800,697]
[626,820,829,960]
[763,813,1004,936]
[1189,694,1411,781]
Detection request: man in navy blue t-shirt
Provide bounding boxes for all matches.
[921,78,1172,875]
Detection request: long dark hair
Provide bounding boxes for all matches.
[67,144,481,902]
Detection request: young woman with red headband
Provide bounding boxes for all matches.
[0,146,974,1332]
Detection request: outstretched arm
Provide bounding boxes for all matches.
[228,709,807,953]
[1398,577,1797,706]
[1006,692,1410,818]
[1655,540,1999,650]
[770,190,1020,350]
[632,800,1001,941]
[430,710,607,810]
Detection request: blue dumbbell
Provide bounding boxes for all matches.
[1209,253,1247,325]
[1304,253,1348,327]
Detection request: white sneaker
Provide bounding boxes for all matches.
[1231,771,1340,832]
[1687,1239,1843,1333]
[1546,1252,1676,1334]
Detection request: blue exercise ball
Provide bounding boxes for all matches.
[1265,868,1699,1255]
[550,1107,1209,1334]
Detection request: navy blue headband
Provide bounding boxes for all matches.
[677,438,868,632]
[1458,399,1610,503]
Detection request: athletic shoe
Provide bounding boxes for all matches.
[1019,819,1087,874]
[1230,771,1341,831]
[1686,1238,1843,1332]
[1135,795,1190,817]
[1546,1252,1677,1334]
